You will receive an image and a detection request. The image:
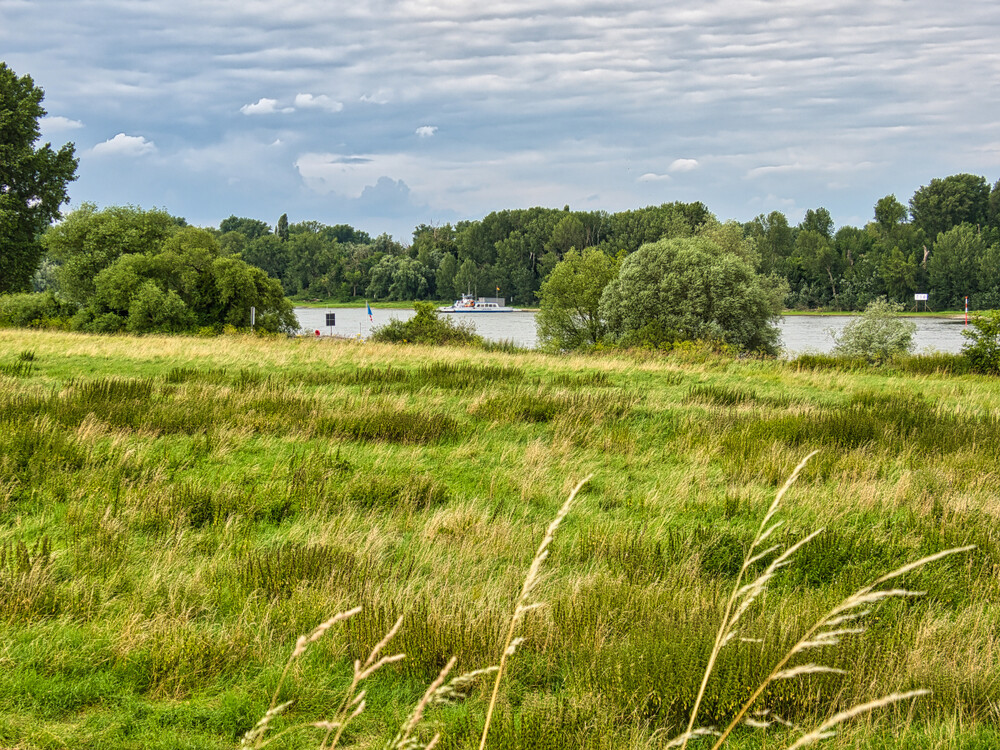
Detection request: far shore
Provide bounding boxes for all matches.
[291,298,974,318]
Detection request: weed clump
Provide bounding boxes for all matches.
[0,537,58,620]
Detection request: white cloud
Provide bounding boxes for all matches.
[9,0,1000,233]
[294,93,343,112]
[669,158,699,173]
[41,115,84,131]
[415,125,438,138]
[360,89,392,104]
[240,97,292,115]
[91,133,156,157]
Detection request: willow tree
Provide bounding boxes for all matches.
[599,236,786,354]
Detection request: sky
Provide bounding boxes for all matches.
[3,0,999,243]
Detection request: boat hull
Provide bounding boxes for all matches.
[438,307,517,313]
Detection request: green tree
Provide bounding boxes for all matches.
[219,215,271,240]
[276,213,289,242]
[218,230,248,256]
[796,229,842,304]
[126,281,196,334]
[746,211,794,277]
[388,257,429,300]
[435,253,458,301]
[878,247,918,301]
[830,298,915,363]
[243,234,290,282]
[369,301,482,346]
[972,243,1000,309]
[91,252,152,315]
[0,62,78,292]
[699,220,759,267]
[874,194,908,230]
[453,258,484,298]
[800,207,834,238]
[910,174,990,241]
[212,256,296,332]
[927,224,985,309]
[283,229,342,297]
[44,213,295,334]
[44,204,178,305]
[988,180,1000,229]
[536,248,618,350]
[598,237,786,354]
[546,214,587,256]
[962,310,1000,374]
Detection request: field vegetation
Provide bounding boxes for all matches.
[1,329,999,749]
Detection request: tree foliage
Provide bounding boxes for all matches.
[909,174,990,241]
[962,310,1000,374]
[598,236,786,354]
[44,203,178,304]
[536,248,618,350]
[40,207,295,334]
[0,62,78,293]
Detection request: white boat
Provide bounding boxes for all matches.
[438,294,517,313]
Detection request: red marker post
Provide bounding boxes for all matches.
[965,296,969,326]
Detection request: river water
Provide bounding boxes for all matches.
[294,307,969,355]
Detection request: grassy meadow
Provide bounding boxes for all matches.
[1,329,999,749]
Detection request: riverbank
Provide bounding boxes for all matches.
[293,298,979,318]
[1,328,997,749]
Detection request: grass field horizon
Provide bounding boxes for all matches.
[1,328,998,749]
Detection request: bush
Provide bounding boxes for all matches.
[829,298,915,364]
[126,281,197,334]
[0,292,74,328]
[369,302,483,346]
[962,310,1000,374]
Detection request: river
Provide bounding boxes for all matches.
[294,307,969,355]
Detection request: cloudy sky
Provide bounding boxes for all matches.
[3,0,999,241]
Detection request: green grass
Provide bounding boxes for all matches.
[0,328,998,749]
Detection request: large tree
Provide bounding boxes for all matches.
[43,203,178,304]
[0,63,78,293]
[599,236,786,354]
[909,174,990,241]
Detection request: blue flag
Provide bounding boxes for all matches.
[366,302,373,322]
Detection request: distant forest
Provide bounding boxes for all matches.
[33,172,1000,312]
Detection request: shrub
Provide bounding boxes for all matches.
[962,309,1000,374]
[0,291,74,328]
[126,281,197,333]
[369,302,483,346]
[829,298,915,363]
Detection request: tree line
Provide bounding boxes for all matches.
[204,173,1000,314]
[6,174,1000,335]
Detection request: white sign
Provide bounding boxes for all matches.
[914,293,929,301]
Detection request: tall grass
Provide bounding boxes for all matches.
[0,328,996,750]
[238,463,973,750]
